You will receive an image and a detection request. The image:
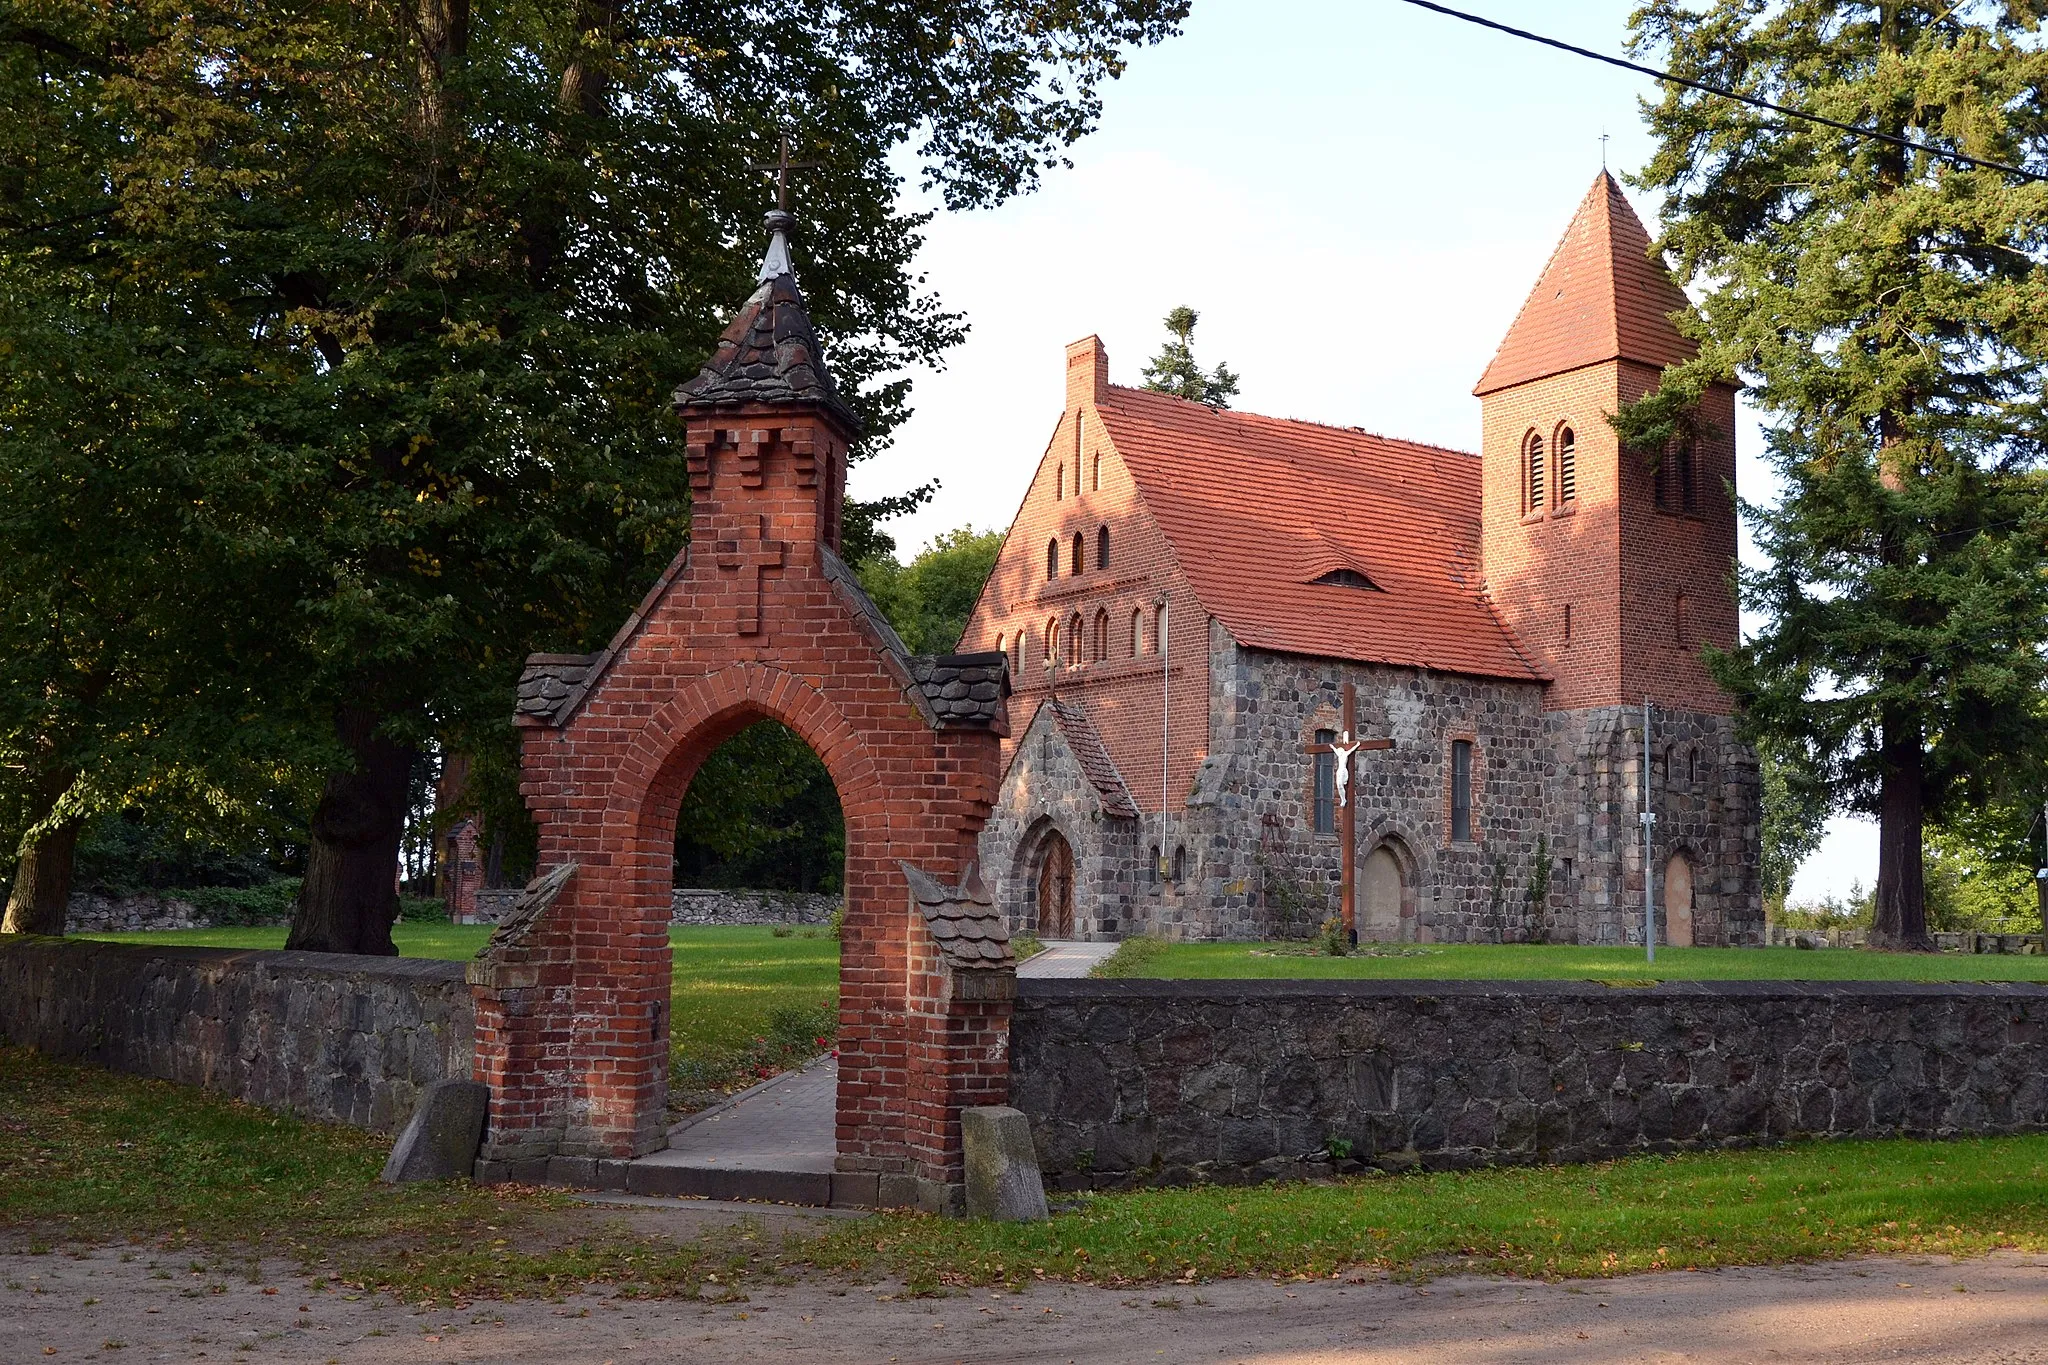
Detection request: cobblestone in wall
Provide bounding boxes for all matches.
[65,892,209,933]
[1012,977,2048,1188]
[0,937,473,1132]
[461,887,841,926]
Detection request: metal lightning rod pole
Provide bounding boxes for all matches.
[1642,697,1656,965]
[1158,595,1170,883]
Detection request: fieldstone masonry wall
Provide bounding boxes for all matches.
[1012,977,2048,1188]
[0,938,473,1132]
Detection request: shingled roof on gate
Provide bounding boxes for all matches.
[902,862,1014,970]
[908,653,1009,729]
[516,653,601,726]
[674,209,862,435]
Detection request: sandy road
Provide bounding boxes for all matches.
[3,1242,2044,1364]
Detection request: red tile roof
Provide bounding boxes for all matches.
[1473,172,1696,397]
[1097,388,1545,682]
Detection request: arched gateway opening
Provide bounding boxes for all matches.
[470,209,1013,1211]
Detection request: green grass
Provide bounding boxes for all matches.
[81,923,841,1098]
[813,1135,2048,1288]
[1098,940,2048,982]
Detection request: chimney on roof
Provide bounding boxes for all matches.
[1065,335,1108,411]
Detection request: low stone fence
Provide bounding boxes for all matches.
[460,886,840,927]
[0,937,473,1132]
[1011,977,2048,1190]
[1763,925,2042,954]
[66,892,210,933]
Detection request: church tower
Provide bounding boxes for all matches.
[1475,171,1737,714]
[1475,172,1757,946]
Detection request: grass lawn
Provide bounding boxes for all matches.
[1099,939,2048,982]
[6,1047,2046,1299]
[80,923,840,1099]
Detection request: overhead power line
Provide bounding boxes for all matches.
[1395,0,2048,185]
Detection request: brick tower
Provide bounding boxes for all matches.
[1475,172,1760,946]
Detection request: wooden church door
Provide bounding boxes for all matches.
[1037,831,1075,938]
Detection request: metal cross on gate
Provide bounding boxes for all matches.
[714,514,787,636]
[749,133,820,213]
[1301,681,1393,944]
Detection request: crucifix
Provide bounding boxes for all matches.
[1301,682,1393,945]
[748,133,820,213]
[714,514,786,636]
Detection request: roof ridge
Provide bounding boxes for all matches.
[1103,384,1475,459]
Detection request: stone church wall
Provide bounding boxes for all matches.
[1013,976,2048,1188]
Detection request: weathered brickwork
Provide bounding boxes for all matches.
[0,937,473,1132]
[483,222,1011,1208]
[1013,978,2048,1188]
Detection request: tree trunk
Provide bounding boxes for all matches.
[287,708,415,955]
[2,811,83,936]
[1870,713,1933,950]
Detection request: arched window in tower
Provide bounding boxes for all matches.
[1130,606,1143,658]
[1093,608,1109,662]
[1071,532,1084,576]
[1091,451,1101,492]
[1526,432,1546,511]
[1046,538,1058,582]
[1556,427,1577,503]
[1097,525,1110,571]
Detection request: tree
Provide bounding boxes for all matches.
[1,0,1187,951]
[1758,741,1830,922]
[1140,306,1240,409]
[1621,1,2048,948]
[858,525,1006,654]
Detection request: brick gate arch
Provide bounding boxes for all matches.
[468,210,1015,1208]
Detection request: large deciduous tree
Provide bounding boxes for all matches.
[1621,0,2048,948]
[1,0,1186,949]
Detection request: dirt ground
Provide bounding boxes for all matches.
[2,1210,2043,1364]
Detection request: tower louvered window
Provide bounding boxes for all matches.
[1526,433,1546,511]
[1557,427,1576,503]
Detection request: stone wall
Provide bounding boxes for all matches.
[1011,977,2048,1189]
[65,892,210,933]
[0,937,473,1132]
[461,887,841,926]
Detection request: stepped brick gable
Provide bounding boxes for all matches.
[472,210,1011,1209]
[966,172,1760,949]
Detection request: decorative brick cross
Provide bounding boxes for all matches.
[714,515,786,635]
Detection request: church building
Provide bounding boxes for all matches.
[963,173,1763,946]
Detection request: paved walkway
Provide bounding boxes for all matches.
[1019,938,1119,977]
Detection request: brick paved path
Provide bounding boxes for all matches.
[1017,939,1118,978]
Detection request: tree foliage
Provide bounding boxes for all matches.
[1759,741,1830,919]
[1140,305,1239,409]
[1623,0,2048,947]
[857,525,1005,654]
[0,0,1186,945]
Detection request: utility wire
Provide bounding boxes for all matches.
[1395,0,2048,186]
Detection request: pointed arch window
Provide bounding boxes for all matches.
[1046,538,1058,581]
[1129,606,1143,657]
[1055,463,1063,501]
[1556,427,1576,503]
[1093,608,1109,662]
[1097,525,1110,571]
[1069,612,1085,666]
[1044,618,1059,669]
[1071,532,1084,576]
[1526,432,1546,512]
[1091,451,1101,492]
[1153,603,1167,655]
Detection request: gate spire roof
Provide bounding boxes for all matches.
[1473,171,1697,396]
[674,207,861,435]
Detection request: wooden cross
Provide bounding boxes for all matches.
[748,133,820,213]
[714,514,786,636]
[1301,682,1392,944]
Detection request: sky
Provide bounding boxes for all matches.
[843,0,1881,902]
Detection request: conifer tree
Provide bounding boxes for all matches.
[1141,306,1240,408]
[1620,1,2048,948]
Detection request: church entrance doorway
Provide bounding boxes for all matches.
[1359,846,1404,942]
[1664,853,1695,947]
[1037,829,1075,938]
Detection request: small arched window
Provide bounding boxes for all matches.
[1091,451,1101,492]
[1675,591,1689,646]
[1097,525,1110,571]
[1172,845,1187,882]
[1055,463,1063,501]
[995,632,1005,657]
[1153,603,1167,655]
[1071,532,1084,576]
[1526,432,1546,511]
[1046,539,1058,581]
[1093,608,1109,662]
[1130,607,1143,657]
[1556,427,1576,503]
[1044,617,1059,668]
[1147,845,1161,886]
